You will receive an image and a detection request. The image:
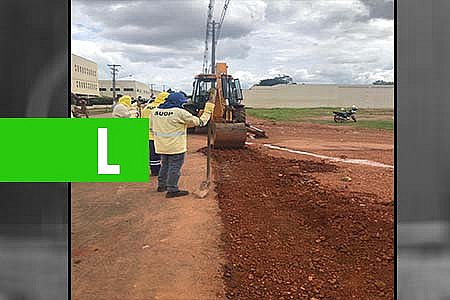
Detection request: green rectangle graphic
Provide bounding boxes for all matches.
[0,118,149,182]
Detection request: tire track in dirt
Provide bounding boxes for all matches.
[211,148,393,299]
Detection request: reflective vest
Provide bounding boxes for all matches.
[152,104,214,154]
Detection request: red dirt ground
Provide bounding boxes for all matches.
[248,116,393,165]
[212,148,393,300]
[247,117,394,203]
[72,137,225,300]
[73,113,393,299]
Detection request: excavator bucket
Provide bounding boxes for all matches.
[212,122,247,149]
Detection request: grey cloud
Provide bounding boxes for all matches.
[265,0,392,25]
[264,0,303,23]
[73,0,393,86]
[99,43,201,63]
[360,0,393,19]
[265,0,393,41]
[293,67,355,84]
[76,0,256,48]
[325,54,379,65]
[216,39,252,60]
[157,60,186,69]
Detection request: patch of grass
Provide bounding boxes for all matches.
[247,107,394,130]
[246,107,337,121]
[353,119,393,130]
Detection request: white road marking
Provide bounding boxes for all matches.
[245,142,393,169]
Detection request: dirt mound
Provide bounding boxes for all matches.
[212,148,393,299]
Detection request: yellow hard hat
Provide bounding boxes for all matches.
[118,95,132,107]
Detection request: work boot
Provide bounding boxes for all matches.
[157,186,167,192]
[165,190,189,198]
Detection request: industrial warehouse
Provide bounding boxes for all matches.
[71,54,158,102]
[71,54,99,99]
[98,79,154,99]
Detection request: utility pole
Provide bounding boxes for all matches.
[107,64,121,103]
[163,84,166,92]
[211,20,216,74]
[150,83,154,95]
[202,0,215,73]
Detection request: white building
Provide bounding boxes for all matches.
[99,80,157,99]
[243,84,394,109]
[71,54,99,98]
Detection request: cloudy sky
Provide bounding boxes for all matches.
[72,0,393,92]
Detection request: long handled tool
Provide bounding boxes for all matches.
[194,88,216,198]
[195,122,212,199]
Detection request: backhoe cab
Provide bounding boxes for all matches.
[184,63,248,148]
[185,63,245,123]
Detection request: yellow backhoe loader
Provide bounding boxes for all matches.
[184,62,266,148]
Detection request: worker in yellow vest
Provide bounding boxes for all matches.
[142,92,170,176]
[152,91,215,198]
[112,95,132,118]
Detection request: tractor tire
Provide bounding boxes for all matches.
[234,106,246,123]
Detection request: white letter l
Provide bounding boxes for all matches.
[98,128,120,175]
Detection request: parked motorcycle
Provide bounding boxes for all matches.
[333,106,358,122]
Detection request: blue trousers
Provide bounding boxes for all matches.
[149,140,161,176]
[158,153,185,192]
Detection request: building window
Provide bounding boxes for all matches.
[123,88,134,92]
[110,88,120,91]
[99,88,106,91]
